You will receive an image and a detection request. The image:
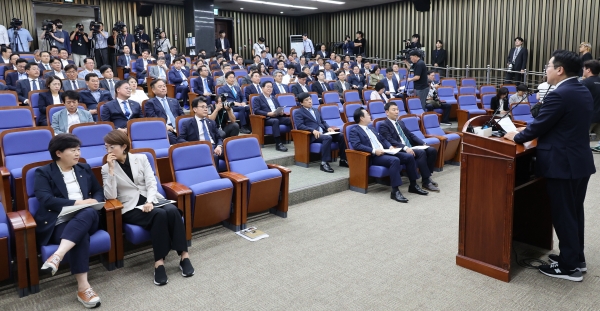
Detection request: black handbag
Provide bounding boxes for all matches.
[530,103,542,118]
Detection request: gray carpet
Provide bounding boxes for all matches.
[1,151,599,310]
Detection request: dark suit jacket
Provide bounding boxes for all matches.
[215,38,231,52]
[193,76,214,95]
[582,76,600,123]
[349,124,392,154]
[5,71,21,90]
[99,79,119,100]
[144,97,184,126]
[253,94,282,117]
[232,65,245,71]
[220,84,245,103]
[312,80,330,97]
[244,84,262,102]
[490,96,510,112]
[38,91,63,126]
[272,83,289,96]
[431,49,447,67]
[43,71,66,79]
[291,83,310,97]
[16,78,47,102]
[514,78,596,179]
[135,58,153,73]
[100,99,142,129]
[378,118,425,148]
[177,117,223,145]
[117,54,137,67]
[62,79,87,91]
[316,50,328,59]
[79,89,112,110]
[347,73,366,89]
[168,69,190,87]
[293,107,329,141]
[0,83,6,90]
[507,47,528,71]
[33,162,103,246]
[382,77,400,94]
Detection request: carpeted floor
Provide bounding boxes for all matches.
[1,152,599,310]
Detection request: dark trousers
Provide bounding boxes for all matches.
[49,208,99,275]
[505,71,524,85]
[546,176,589,270]
[265,116,291,137]
[175,85,189,105]
[232,105,250,126]
[426,101,451,123]
[371,154,402,188]
[412,147,437,182]
[312,132,347,162]
[393,152,418,181]
[222,122,240,138]
[123,204,188,262]
[94,48,108,69]
[415,88,429,110]
[167,130,178,145]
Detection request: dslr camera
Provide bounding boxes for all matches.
[220,94,235,109]
[41,19,54,32]
[134,24,144,41]
[113,21,126,33]
[153,27,162,40]
[10,18,23,29]
[89,21,101,33]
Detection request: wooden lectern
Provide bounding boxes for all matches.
[456,116,553,282]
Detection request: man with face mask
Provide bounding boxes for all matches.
[39,21,65,50]
[54,19,71,55]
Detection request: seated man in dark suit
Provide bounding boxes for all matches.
[312,70,331,99]
[293,92,348,173]
[79,73,112,120]
[322,62,337,82]
[62,64,86,91]
[349,108,428,203]
[347,65,366,98]
[99,65,119,100]
[382,68,402,98]
[232,56,245,70]
[134,49,153,81]
[378,102,440,192]
[16,62,46,105]
[117,46,136,74]
[193,65,215,96]
[221,71,251,134]
[43,57,66,80]
[272,70,289,96]
[252,81,291,152]
[168,57,191,107]
[177,97,224,165]
[5,58,29,91]
[244,71,263,102]
[333,71,351,103]
[145,79,184,144]
[290,72,311,98]
[100,80,142,132]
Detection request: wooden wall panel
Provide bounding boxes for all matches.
[217,10,297,59]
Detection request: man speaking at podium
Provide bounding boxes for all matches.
[504,50,596,282]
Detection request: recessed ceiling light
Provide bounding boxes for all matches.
[312,0,345,4]
[240,7,244,9]
[280,11,283,14]
[237,0,318,10]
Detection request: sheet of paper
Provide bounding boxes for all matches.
[322,132,339,136]
[59,202,105,217]
[383,148,401,155]
[497,118,517,133]
[411,145,430,150]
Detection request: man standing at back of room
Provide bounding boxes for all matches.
[302,33,314,60]
[406,50,429,110]
[583,60,600,152]
[504,50,595,282]
[505,37,528,85]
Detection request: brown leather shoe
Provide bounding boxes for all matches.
[77,287,101,308]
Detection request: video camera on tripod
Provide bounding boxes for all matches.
[133,24,144,42]
[113,21,126,33]
[153,27,162,40]
[113,21,127,54]
[9,18,23,29]
[89,21,102,34]
[396,45,424,61]
[41,19,54,40]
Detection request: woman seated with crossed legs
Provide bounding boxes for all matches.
[101,130,194,286]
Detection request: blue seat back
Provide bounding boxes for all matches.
[24,162,49,217]
[129,120,170,151]
[401,117,426,140]
[2,129,53,178]
[0,108,34,132]
[482,94,495,109]
[458,95,479,110]
[368,100,386,120]
[30,93,41,120]
[320,105,344,128]
[389,99,407,116]
[189,77,198,91]
[276,94,297,113]
[233,70,246,78]
[343,91,360,103]
[422,113,446,136]
[459,86,476,96]
[437,87,453,98]
[72,123,114,167]
[260,76,274,85]
[512,103,533,121]
[172,143,221,185]
[0,93,18,107]
[363,90,374,100]
[328,82,335,90]
[310,93,319,108]
[503,85,517,94]
[225,136,268,176]
[461,79,477,88]
[407,98,425,115]
[441,79,458,89]
[344,103,362,121]
[398,68,407,79]
[528,93,538,104]
[480,85,496,95]
[323,92,340,105]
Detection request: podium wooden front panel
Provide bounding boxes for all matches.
[456,116,553,282]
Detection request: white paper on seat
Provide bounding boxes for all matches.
[383,148,401,155]
[497,118,517,132]
[322,132,339,136]
[59,202,105,217]
[412,145,430,150]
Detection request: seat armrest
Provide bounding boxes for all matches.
[346,149,370,158]
[290,129,313,166]
[103,199,123,212]
[0,167,9,177]
[16,210,36,229]
[219,172,249,184]
[267,164,292,174]
[424,134,448,142]
[7,211,25,231]
[249,115,266,120]
[161,182,192,198]
[445,130,464,137]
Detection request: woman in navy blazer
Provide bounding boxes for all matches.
[34,134,103,308]
[38,76,64,126]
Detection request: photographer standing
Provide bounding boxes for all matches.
[135,25,150,55]
[70,23,89,67]
[156,31,171,53]
[90,22,109,69]
[7,19,33,53]
[406,34,422,50]
[39,21,65,51]
[406,50,429,109]
[119,26,136,55]
[342,35,354,56]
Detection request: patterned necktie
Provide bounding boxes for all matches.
[256,84,262,94]
[396,121,411,147]
[72,80,77,90]
[108,80,114,95]
[203,79,209,93]
[200,119,211,142]
[161,98,176,126]
[321,82,327,91]
[122,100,131,119]
[230,86,237,100]
[308,109,323,133]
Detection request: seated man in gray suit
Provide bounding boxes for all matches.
[333,70,352,103]
[43,57,66,79]
[51,91,94,134]
[62,64,86,91]
[148,57,169,80]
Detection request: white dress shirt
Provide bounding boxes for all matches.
[53,70,65,79]
[387,79,397,93]
[358,124,383,151]
[265,96,276,111]
[118,99,133,116]
[52,94,62,104]
[67,109,81,129]
[60,59,70,67]
[195,116,214,144]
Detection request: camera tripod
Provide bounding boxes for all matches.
[11,28,25,53]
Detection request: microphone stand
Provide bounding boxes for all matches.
[489,91,534,137]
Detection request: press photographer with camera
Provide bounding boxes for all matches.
[113,23,136,56]
[7,18,33,53]
[133,24,150,55]
[70,23,89,67]
[342,35,354,56]
[155,30,171,53]
[53,20,71,55]
[89,21,109,69]
[425,71,451,126]
[39,20,65,51]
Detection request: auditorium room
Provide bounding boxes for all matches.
[0,0,599,309]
